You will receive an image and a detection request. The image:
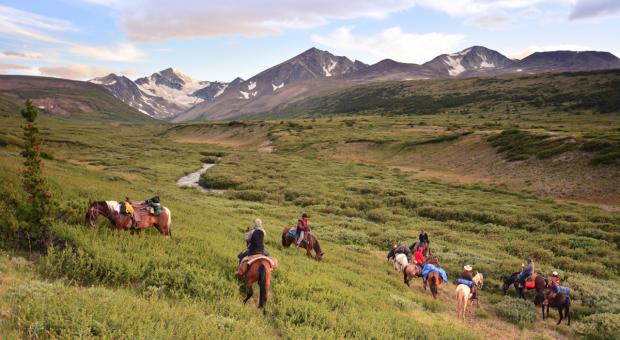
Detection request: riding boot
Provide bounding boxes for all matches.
[296,231,305,247]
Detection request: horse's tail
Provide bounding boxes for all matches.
[163,207,172,237]
[282,228,288,247]
[430,275,438,297]
[258,264,267,308]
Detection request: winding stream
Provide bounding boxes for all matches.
[176,163,223,193]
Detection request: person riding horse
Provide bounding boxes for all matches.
[419,229,430,247]
[415,246,425,266]
[517,258,534,288]
[387,243,412,263]
[296,213,309,247]
[238,218,270,263]
[457,265,478,299]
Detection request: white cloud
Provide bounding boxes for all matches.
[464,12,514,28]
[569,0,620,20]
[38,64,116,80]
[0,5,77,43]
[81,0,420,41]
[312,27,464,64]
[1,51,42,59]
[67,42,144,62]
[509,44,592,59]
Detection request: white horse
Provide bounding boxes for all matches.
[455,272,484,320]
[392,253,409,272]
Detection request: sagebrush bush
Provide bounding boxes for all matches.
[494,297,536,327]
[573,313,620,340]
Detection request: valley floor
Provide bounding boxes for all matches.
[0,112,618,339]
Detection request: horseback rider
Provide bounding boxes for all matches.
[238,218,270,263]
[550,271,561,287]
[419,229,430,247]
[459,265,477,299]
[296,213,309,247]
[518,258,534,287]
[390,242,412,263]
[414,246,425,266]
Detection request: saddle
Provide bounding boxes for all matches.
[524,274,538,289]
[238,255,278,276]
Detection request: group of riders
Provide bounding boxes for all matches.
[387,231,570,303]
[117,198,570,310]
[237,213,310,266]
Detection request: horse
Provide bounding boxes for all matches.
[410,241,432,257]
[242,258,275,309]
[392,253,408,272]
[425,271,441,299]
[85,200,172,236]
[503,272,547,299]
[455,272,484,320]
[403,263,423,286]
[282,227,323,261]
[541,290,571,325]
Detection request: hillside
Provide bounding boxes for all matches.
[1,104,619,338]
[266,69,620,119]
[0,75,154,122]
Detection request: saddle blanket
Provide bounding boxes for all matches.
[524,274,538,289]
[238,255,278,276]
[551,285,571,295]
[456,278,474,288]
[422,264,448,284]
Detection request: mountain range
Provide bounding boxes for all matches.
[87,45,620,121]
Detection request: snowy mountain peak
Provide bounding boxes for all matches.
[424,46,515,76]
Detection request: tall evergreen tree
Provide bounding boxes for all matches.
[20,99,51,246]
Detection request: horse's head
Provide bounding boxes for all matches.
[84,201,98,227]
[474,272,484,288]
[315,252,324,262]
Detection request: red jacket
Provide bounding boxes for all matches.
[297,218,308,231]
[415,248,424,265]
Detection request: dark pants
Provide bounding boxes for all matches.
[517,272,530,286]
[238,250,270,263]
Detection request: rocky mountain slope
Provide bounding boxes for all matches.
[87,46,620,121]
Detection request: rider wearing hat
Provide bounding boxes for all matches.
[459,265,478,299]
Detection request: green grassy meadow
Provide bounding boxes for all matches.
[1,73,620,339]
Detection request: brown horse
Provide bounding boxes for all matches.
[282,227,324,261]
[503,272,547,300]
[542,290,571,325]
[425,271,441,299]
[403,263,423,286]
[85,201,172,236]
[242,258,274,308]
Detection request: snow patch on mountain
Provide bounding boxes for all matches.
[443,55,466,76]
[239,91,250,99]
[248,81,256,90]
[137,77,204,108]
[323,59,338,77]
[272,82,284,91]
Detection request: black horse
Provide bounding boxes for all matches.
[542,291,571,325]
[503,272,547,299]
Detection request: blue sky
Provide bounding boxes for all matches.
[1,0,619,81]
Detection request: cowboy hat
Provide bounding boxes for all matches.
[464,265,472,271]
[552,271,559,276]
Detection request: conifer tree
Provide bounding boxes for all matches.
[20,99,51,246]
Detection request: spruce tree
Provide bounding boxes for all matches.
[20,99,51,247]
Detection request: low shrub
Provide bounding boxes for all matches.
[573,313,620,340]
[494,297,536,327]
